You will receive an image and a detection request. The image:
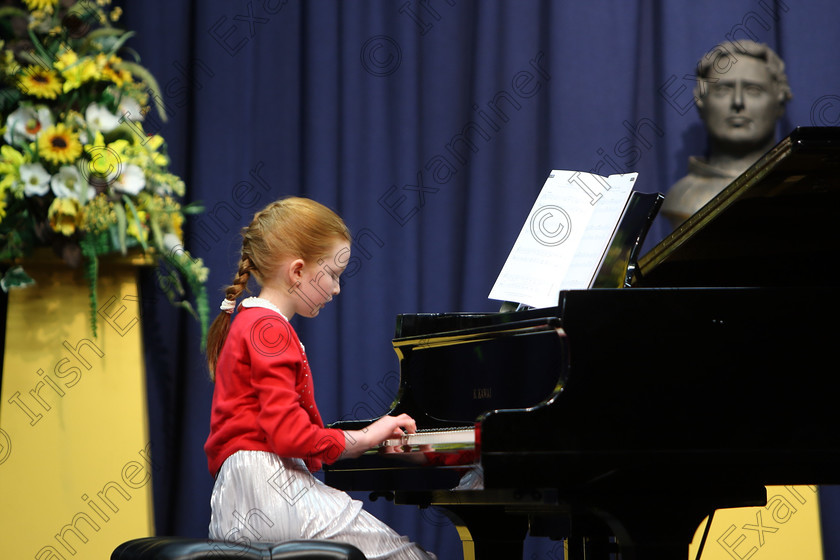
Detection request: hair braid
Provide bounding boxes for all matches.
[226,254,254,302]
[206,254,255,380]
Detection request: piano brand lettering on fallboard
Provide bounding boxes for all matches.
[472,388,491,400]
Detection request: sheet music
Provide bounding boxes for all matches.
[488,170,637,309]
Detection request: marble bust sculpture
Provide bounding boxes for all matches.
[661,40,793,228]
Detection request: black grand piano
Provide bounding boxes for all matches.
[324,127,840,559]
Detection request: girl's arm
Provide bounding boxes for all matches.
[340,413,417,459]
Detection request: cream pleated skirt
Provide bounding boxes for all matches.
[209,450,436,560]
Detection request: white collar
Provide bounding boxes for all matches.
[240,297,290,321]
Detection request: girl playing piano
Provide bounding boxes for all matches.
[204,197,436,559]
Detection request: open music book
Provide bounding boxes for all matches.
[489,170,638,309]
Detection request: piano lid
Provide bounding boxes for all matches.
[636,126,840,287]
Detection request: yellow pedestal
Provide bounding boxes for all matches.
[689,485,823,560]
[0,257,154,558]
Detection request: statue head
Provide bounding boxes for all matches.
[692,40,792,153]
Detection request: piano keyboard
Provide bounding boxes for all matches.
[381,426,475,449]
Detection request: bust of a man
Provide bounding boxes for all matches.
[661,40,793,228]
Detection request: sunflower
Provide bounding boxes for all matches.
[59,56,100,92]
[100,55,132,87]
[38,123,83,165]
[17,66,63,99]
[23,0,59,12]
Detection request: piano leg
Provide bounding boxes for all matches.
[529,511,616,560]
[564,532,617,560]
[564,536,616,560]
[436,505,529,560]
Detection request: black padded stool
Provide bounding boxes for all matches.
[111,537,367,560]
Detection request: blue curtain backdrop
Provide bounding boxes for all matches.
[118,1,840,558]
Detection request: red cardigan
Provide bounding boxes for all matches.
[204,305,346,476]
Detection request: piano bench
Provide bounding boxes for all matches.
[111,536,368,560]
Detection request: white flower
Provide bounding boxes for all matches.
[51,165,94,202]
[3,106,53,146]
[67,111,90,144]
[118,96,144,122]
[162,232,183,254]
[20,163,52,197]
[85,103,121,133]
[113,164,146,196]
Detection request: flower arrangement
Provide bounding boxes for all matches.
[0,0,208,339]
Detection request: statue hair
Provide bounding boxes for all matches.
[693,39,793,105]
